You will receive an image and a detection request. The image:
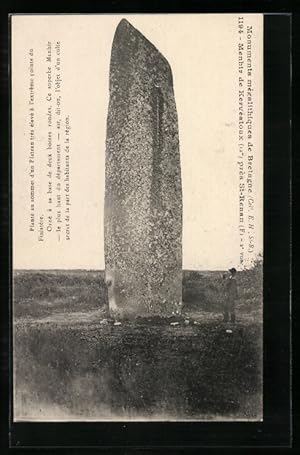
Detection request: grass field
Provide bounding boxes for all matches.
[13,267,263,421]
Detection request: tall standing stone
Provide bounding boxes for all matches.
[104,19,182,319]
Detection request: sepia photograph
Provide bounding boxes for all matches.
[12,14,263,421]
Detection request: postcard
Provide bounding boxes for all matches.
[12,14,263,421]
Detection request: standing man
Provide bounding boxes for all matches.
[223,267,238,323]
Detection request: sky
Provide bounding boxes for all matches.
[12,14,263,270]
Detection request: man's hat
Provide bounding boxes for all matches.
[229,267,237,274]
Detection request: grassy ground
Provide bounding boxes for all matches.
[13,268,263,421]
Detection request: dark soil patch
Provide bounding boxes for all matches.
[14,318,262,421]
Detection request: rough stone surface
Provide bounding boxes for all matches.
[104,19,182,319]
